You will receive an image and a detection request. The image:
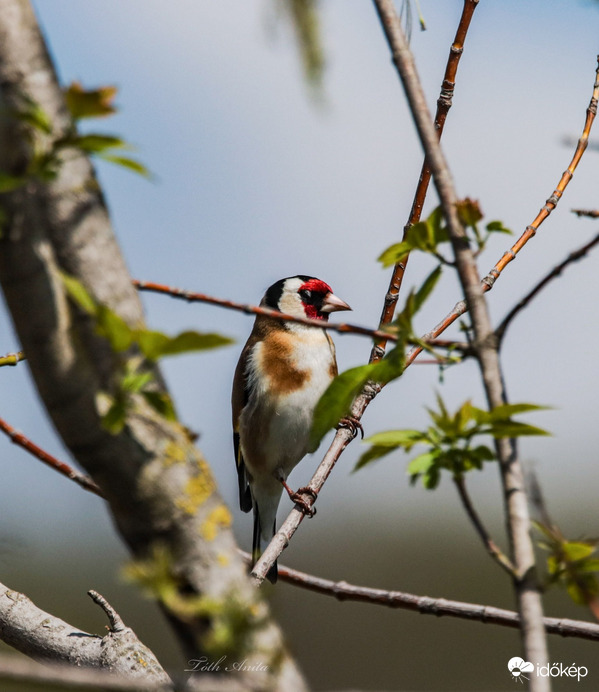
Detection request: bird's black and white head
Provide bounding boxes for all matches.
[261,275,351,322]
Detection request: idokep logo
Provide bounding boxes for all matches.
[508,657,534,683]
[507,657,589,683]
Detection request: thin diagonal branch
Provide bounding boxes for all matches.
[246,553,599,642]
[0,415,104,497]
[134,279,400,342]
[453,475,516,576]
[496,230,599,343]
[250,0,480,587]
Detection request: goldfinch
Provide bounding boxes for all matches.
[232,276,351,583]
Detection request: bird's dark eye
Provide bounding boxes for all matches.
[299,289,312,301]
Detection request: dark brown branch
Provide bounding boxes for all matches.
[243,552,599,642]
[453,475,516,576]
[0,415,104,497]
[496,230,599,343]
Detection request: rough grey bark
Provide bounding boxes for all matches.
[0,1,307,690]
[0,581,171,686]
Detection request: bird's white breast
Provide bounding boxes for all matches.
[241,328,335,481]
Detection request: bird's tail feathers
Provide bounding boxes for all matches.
[252,501,278,584]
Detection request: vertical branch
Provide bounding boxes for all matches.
[371,0,479,363]
[371,0,550,684]
[250,0,481,586]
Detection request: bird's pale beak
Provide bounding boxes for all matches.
[320,292,352,313]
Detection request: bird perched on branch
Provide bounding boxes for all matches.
[232,275,352,583]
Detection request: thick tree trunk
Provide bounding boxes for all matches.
[0,1,307,690]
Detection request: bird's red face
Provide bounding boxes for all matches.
[298,278,351,321]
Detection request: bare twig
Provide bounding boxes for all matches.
[571,208,599,218]
[0,416,104,497]
[134,279,400,342]
[0,351,25,367]
[88,590,126,633]
[453,475,516,576]
[250,0,480,586]
[496,230,599,343]
[240,552,599,642]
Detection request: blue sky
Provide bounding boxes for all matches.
[1,3,599,680]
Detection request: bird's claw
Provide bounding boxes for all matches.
[337,416,364,439]
[282,481,317,517]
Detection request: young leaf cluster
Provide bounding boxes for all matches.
[378,201,511,268]
[309,266,442,448]
[62,273,233,433]
[356,397,549,489]
[536,522,599,610]
[0,84,149,196]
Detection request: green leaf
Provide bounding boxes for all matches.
[488,421,550,438]
[69,133,130,153]
[60,272,98,315]
[17,98,52,134]
[96,304,135,352]
[0,172,27,192]
[101,399,128,434]
[563,542,597,562]
[413,265,442,314]
[576,558,599,574]
[408,451,437,476]
[64,82,117,120]
[364,429,426,448]
[470,444,495,462]
[142,390,177,421]
[486,402,550,421]
[96,153,152,178]
[486,220,513,234]
[310,363,376,449]
[353,445,397,472]
[136,329,233,361]
[378,240,413,268]
[121,370,154,394]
